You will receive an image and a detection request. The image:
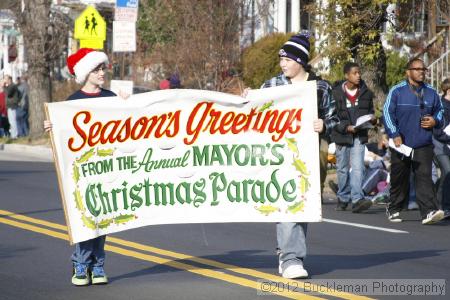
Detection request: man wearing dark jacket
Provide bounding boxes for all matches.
[331,62,374,213]
[432,78,450,219]
[3,75,20,139]
[383,58,444,224]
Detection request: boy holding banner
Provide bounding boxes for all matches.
[245,33,338,278]
[45,48,116,286]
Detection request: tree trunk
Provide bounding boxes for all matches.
[17,0,52,138]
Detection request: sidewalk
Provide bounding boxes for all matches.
[0,143,53,162]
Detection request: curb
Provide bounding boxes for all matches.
[0,143,53,162]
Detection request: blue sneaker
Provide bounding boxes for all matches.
[91,266,108,285]
[72,263,90,286]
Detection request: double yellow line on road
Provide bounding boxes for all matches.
[0,209,372,300]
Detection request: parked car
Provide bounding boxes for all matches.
[133,86,153,94]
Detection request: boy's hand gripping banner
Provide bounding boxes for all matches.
[46,82,321,244]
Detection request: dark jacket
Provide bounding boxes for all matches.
[383,80,443,149]
[5,83,20,109]
[433,96,450,156]
[261,71,338,137]
[330,80,374,145]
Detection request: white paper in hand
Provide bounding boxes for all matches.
[444,124,450,136]
[389,138,412,157]
[354,114,374,129]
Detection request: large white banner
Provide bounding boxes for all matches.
[46,83,321,244]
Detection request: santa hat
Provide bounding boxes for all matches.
[67,48,109,84]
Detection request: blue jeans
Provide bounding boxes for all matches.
[336,137,365,203]
[276,222,307,268]
[71,236,106,267]
[16,108,28,137]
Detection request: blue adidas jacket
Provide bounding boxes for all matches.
[383,80,443,149]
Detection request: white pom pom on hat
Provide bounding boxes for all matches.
[67,48,108,84]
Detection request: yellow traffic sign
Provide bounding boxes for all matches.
[74,6,106,42]
[80,39,104,49]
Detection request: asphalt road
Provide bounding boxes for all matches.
[0,151,449,300]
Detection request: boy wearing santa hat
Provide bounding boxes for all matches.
[45,48,117,286]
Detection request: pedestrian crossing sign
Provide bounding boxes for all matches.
[74,6,106,48]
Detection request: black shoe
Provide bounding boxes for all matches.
[352,199,372,213]
[328,181,338,194]
[336,199,349,211]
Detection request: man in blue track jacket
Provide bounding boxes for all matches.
[383,58,445,224]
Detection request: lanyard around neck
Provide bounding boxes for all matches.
[408,82,424,111]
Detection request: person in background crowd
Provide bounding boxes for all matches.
[3,75,20,139]
[0,82,9,137]
[432,77,450,219]
[244,32,338,279]
[44,48,117,286]
[383,58,444,224]
[159,78,170,90]
[331,61,375,213]
[169,73,181,89]
[16,75,29,137]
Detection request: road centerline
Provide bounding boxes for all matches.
[0,209,374,300]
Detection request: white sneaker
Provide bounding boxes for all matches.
[422,210,444,225]
[387,211,402,223]
[279,262,308,279]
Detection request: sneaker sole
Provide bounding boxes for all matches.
[352,201,372,213]
[422,211,445,225]
[388,218,402,223]
[279,264,308,279]
[72,276,90,286]
[92,277,108,285]
[281,270,309,279]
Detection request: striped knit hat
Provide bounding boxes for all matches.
[279,33,310,67]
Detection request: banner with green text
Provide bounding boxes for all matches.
[46,82,321,244]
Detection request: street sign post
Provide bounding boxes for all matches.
[116,0,139,8]
[114,7,138,22]
[113,21,136,52]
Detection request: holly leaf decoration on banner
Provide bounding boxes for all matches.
[299,176,311,194]
[77,148,95,163]
[286,201,305,214]
[97,148,115,157]
[258,101,274,112]
[81,214,96,229]
[292,158,310,176]
[73,189,85,212]
[255,204,280,216]
[114,214,137,224]
[72,163,80,183]
[98,218,114,229]
[285,137,299,156]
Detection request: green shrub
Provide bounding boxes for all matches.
[386,51,407,88]
[242,33,316,88]
[242,33,290,88]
